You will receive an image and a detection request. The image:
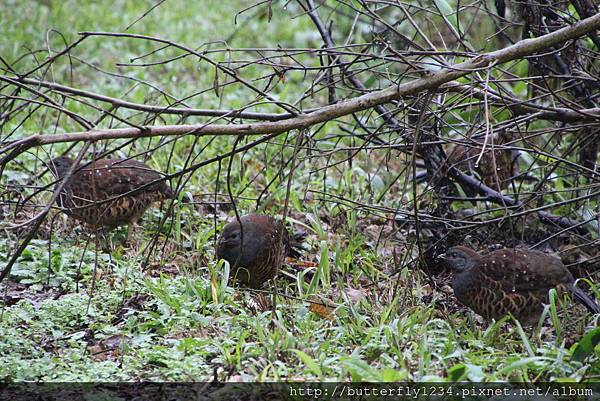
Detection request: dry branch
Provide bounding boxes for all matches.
[2,12,599,154]
[2,3,600,285]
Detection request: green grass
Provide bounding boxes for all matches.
[0,0,599,382]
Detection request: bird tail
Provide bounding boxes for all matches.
[286,231,307,259]
[572,286,600,314]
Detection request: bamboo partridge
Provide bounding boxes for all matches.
[48,156,175,241]
[439,246,599,325]
[446,142,517,192]
[216,214,305,288]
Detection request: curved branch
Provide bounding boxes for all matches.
[3,12,599,151]
[0,76,292,122]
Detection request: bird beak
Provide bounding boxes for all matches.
[219,238,237,247]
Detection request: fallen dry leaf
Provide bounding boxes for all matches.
[308,296,336,321]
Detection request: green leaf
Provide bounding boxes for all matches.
[434,0,453,15]
[548,289,563,341]
[434,0,460,36]
[341,357,375,381]
[307,240,329,294]
[381,368,406,382]
[498,357,545,374]
[514,320,535,357]
[292,350,322,377]
[572,327,600,363]
[447,363,468,381]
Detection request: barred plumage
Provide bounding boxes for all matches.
[439,246,599,325]
[48,156,174,240]
[446,142,517,191]
[216,214,305,288]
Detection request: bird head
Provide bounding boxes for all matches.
[216,219,254,270]
[48,156,75,178]
[438,246,479,272]
[218,223,242,249]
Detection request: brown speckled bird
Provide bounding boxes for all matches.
[446,143,517,192]
[216,214,305,288]
[48,156,175,241]
[439,246,599,325]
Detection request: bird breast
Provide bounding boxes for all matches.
[452,268,481,303]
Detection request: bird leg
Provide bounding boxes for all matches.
[270,279,278,326]
[96,228,113,253]
[123,224,137,254]
[126,223,135,245]
[123,219,143,255]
